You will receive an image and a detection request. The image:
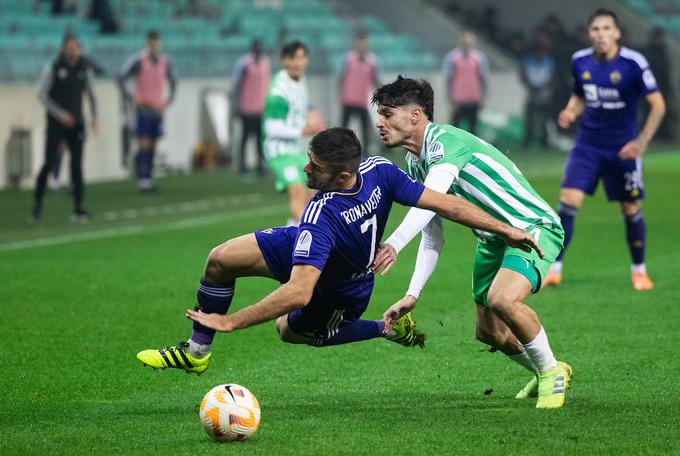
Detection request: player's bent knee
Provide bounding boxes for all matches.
[204,240,238,280]
[277,320,310,345]
[487,291,518,315]
[621,202,641,218]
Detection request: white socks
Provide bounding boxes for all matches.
[521,326,557,373]
[187,339,211,359]
[286,217,299,227]
[509,350,538,374]
[631,263,646,274]
[550,261,563,275]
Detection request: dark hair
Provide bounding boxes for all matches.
[588,8,619,27]
[147,30,160,40]
[62,32,79,48]
[309,127,363,175]
[371,75,434,121]
[281,40,308,59]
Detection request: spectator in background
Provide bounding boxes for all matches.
[88,0,119,34]
[339,30,380,154]
[32,34,97,222]
[231,40,271,177]
[443,30,488,135]
[643,28,674,140]
[520,29,555,148]
[174,0,219,20]
[118,31,178,192]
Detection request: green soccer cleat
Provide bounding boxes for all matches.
[516,361,572,399]
[385,312,426,348]
[136,341,211,375]
[535,362,572,409]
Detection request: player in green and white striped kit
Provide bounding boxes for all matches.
[371,76,571,409]
[262,41,325,225]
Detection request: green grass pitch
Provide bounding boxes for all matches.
[1,149,679,455]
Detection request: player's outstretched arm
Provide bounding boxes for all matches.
[417,189,544,258]
[186,265,320,332]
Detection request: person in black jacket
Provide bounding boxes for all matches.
[32,33,97,222]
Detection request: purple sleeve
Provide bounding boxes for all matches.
[571,59,584,97]
[385,163,426,207]
[292,216,336,271]
[637,65,659,96]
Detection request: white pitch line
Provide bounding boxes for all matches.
[0,204,288,253]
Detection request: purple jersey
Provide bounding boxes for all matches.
[293,156,425,283]
[571,46,659,147]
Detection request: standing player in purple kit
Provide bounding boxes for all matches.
[543,9,665,290]
[136,128,542,374]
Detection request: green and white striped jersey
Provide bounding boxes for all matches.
[262,69,309,160]
[406,123,561,240]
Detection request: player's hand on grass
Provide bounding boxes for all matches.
[618,138,647,160]
[557,109,576,129]
[372,243,397,276]
[186,309,234,332]
[382,295,417,334]
[502,228,544,259]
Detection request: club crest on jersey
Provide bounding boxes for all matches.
[294,230,312,257]
[582,70,591,80]
[428,141,444,162]
[610,70,622,84]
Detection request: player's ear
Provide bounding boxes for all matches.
[410,107,421,124]
[336,170,352,185]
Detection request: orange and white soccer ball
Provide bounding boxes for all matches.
[199,384,261,442]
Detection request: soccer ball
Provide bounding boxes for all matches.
[199,384,261,442]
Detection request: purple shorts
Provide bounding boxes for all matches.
[562,142,644,201]
[254,227,373,341]
[135,111,163,139]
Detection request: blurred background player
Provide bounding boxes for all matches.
[118,30,178,192]
[520,28,555,148]
[32,33,97,222]
[231,39,271,178]
[339,29,380,155]
[262,41,325,226]
[372,76,570,409]
[544,9,665,291]
[443,30,488,135]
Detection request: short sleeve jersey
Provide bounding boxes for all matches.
[406,123,561,240]
[292,157,425,290]
[262,69,308,159]
[571,46,659,147]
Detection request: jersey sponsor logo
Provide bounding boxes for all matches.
[428,141,444,162]
[294,230,313,257]
[339,186,382,224]
[598,87,620,99]
[582,70,591,80]
[583,84,598,101]
[642,69,657,90]
[609,70,622,84]
[261,228,274,234]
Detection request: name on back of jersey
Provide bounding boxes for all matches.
[340,186,382,224]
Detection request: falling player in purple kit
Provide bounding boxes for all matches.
[136,128,542,374]
[543,9,665,291]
